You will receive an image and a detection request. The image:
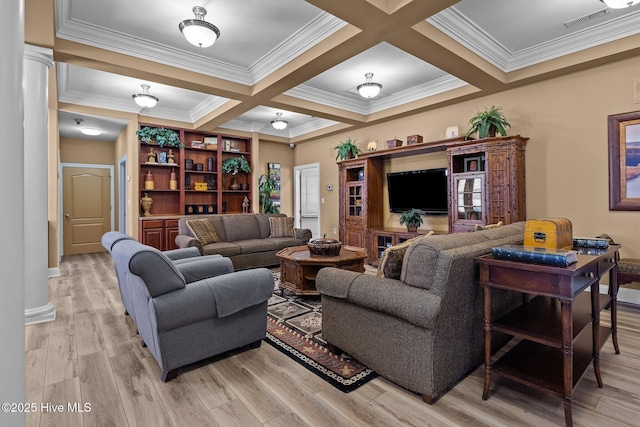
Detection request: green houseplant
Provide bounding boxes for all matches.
[399,208,425,232]
[334,137,362,161]
[258,173,280,214]
[222,156,251,190]
[136,126,184,147]
[465,106,511,139]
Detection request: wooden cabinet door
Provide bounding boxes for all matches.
[345,228,365,248]
[142,227,164,250]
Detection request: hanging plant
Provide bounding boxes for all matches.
[136,127,184,147]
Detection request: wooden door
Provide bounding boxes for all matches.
[63,167,112,255]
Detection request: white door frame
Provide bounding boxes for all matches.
[118,155,127,234]
[293,163,320,235]
[59,162,114,257]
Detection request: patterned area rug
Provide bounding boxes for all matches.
[264,274,378,392]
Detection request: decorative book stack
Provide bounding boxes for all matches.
[491,244,578,267]
[572,237,609,249]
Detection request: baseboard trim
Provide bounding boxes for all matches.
[48,267,61,278]
[25,303,56,325]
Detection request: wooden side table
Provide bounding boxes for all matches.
[476,244,620,427]
[276,246,366,296]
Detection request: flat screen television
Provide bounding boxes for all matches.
[387,168,448,214]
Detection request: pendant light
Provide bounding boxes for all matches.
[271,112,288,130]
[132,84,159,108]
[357,72,382,98]
[179,6,221,48]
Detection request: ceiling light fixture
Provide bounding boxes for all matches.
[74,118,102,136]
[600,0,640,8]
[179,6,221,48]
[357,72,382,98]
[271,112,288,130]
[132,84,159,108]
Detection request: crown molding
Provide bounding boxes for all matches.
[56,0,344,87]
[249,14,347,84]
[286,75,466,116]
[189,97,230,122]
[429,7,640,72]
[221,116,338,138]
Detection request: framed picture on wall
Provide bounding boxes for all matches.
[608,111,640,210]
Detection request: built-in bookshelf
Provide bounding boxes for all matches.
[137,125,252,250]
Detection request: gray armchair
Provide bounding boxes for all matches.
[101,231,227,323]
[110,239,274,381]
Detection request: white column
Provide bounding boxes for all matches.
[0,0,26,423]
[23,44,56,325]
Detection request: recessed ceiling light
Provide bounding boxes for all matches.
[80,128,103,136]
[74,118,103,136]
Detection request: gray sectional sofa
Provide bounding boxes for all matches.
[316,222,525,403]
[175,213,312,270]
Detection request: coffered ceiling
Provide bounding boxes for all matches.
[44,0,640,143]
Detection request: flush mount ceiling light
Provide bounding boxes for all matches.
[600,0,640,8]
[179,6,221,48]
[74,118,102,136]
[132,84,159,108]
[357,72,382,98]
[271,112,288,130]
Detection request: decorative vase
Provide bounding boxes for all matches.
[144,171,154,190]
[169,169,178,190]
[140,193,153,217]
[230,174,241,190]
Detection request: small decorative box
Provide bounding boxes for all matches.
[195,163,204,171]
[191,140,205,149]
[407,135,423,145]
[192,182,208,191]
[387,138,403,148]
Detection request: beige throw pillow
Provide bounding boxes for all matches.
[377,231,435,279]
[474,221,504,231]
[269,217,295,238]
[186,219,220,245]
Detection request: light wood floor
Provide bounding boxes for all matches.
[25,252,640,427]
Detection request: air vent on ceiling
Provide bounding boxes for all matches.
[564,8,610,28]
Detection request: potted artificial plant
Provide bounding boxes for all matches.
[334,137,362,161]
[222,156,251,190]
[399,208,425,232]
[465,106,511,139]
[136,126,184,147]
[258,173,280,214]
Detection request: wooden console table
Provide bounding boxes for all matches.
[476,245,620,427]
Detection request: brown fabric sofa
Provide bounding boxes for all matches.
[175,213,312,270]
[316,222,525,403]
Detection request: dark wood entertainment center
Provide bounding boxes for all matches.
[338,135,528,264]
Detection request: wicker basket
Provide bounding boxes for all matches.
[307,236,342,256]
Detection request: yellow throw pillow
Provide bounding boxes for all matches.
[269,217,295,238]
[186,219,220,245]
[377,231,434,279]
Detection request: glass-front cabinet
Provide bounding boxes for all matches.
[452,174,485,232]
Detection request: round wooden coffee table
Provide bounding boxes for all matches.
[276,245,366,295]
